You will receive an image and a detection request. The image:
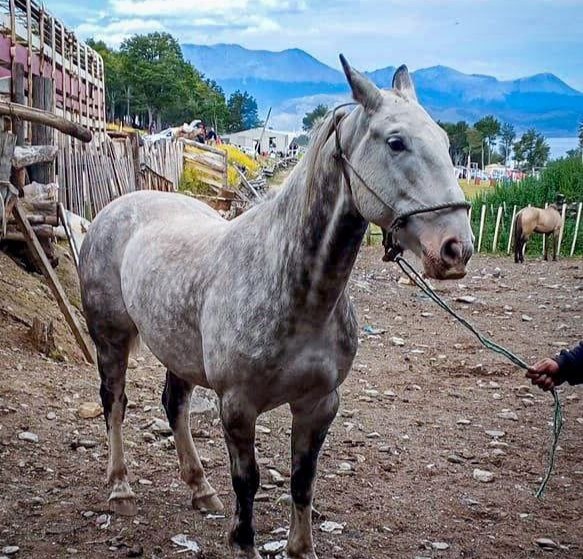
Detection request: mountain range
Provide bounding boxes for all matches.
[181,43,583,136]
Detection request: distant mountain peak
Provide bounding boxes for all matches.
[181,43,583,136]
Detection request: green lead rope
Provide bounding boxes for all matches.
[394,255,564,499]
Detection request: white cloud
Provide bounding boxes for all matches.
[77,18,166,46]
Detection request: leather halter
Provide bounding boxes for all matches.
[331,103,471,260]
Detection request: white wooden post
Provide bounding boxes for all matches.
[492,206,503,252]
[542,202,548,256]
[570,202,582,257]
[477,204,486,253]
[557,203,567,256]
[507,205,517,254]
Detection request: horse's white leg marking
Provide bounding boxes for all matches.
[221,392,261,559]
[287,390,340,559]
[162,372,223,512]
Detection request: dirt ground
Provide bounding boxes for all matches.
[0,246,582,559]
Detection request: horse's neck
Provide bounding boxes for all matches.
[268,115,368,317]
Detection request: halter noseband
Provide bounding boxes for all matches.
[331,103,471,261]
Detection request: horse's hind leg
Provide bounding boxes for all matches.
[552,231,558,261]
[287,390,340,559]
[162,371,223,512]
[95,332,137,516]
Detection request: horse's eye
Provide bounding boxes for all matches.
[387,136,406,152]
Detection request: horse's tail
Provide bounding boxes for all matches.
[513,212,523,262]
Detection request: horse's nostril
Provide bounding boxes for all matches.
[441,237,463,265]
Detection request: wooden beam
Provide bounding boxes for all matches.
[12,145,58,168]
[0,101,92,143]
[12,202,95,363]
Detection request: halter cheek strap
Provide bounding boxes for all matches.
[332,103,471,261]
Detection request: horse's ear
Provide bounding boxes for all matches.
[339,54,382,114]
[392,65,417,102]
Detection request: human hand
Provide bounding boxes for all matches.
[526,358,562,391]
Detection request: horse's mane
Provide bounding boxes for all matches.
[302,108,351,212]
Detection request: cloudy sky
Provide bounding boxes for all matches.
[53,0,583,90]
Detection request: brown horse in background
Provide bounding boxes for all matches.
[513,205,563,263]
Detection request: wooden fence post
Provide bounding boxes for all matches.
[557,203,567,256]
[507,205,517,254]
[30,76,55,184]
[571,202,582,257]
[542,203,548,256]
[477,204,486,252]
[11,63,25,146]
[492,206,503,252]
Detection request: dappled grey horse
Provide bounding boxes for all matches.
[79,56,473,559]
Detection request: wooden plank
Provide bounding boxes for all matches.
[492,206,503,252]
[477,204,486,252]
[58,202,79,268]
[11,63,25,145]
[0,100,92,142]
[12,144,58,168]
[571,202,582,257]
[556,203,567,256]
[12,202,95,363]
[180,138,225,156]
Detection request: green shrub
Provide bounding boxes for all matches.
[470,157,583,256]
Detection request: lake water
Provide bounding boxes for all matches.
[548,137,579,159]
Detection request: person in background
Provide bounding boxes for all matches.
[195,123,206,144]
[526,341,583,391]
[206,127,218,146]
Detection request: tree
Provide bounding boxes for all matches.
[475,115,500,166]
[513,128,550,171]
[578,120,583,162]
[119,32,193,129]
[438,120,469,166]
[499,122,516,166]
[302,104,329,131]
[465,127,483,168]
[227,91,261,132]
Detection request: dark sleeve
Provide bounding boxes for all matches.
[554,341,583,385]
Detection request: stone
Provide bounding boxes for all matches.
[78,402,102,419]
[268,469,286,486]
[256,425,272,434]
[485,430,505,439]
[96,514,110,528]
[366,432,381,439]
[456,419,471,425]
[138,479,153,486]
[2,547,20,556]
[190,387,218,418]
[535,538,558,550]
[319,521,345,534]
[447,454,464,464]
[18,431,39,443]
[521,314,533,322]
[497,410,518,421]
[576,418,583,425]
[261,540,287,554]
[70,439,97,450]
[142,432,156,443]
[456,295,477,304]
[473,469,495,483]
[432,542,450,551]
[150,418,172,436]
[127,358,138,369]
[46,411,56,420]
[390,337,405,347]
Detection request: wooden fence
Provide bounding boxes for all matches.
[56,137,186,220]
[473,202,583,257]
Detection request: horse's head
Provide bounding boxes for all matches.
[338,56,474,280]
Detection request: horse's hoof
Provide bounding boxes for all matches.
[193,493,224,512]
[109,496,137,516]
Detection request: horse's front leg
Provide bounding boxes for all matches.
[162,371,223,511]
[221,392,261,559]
[288,390,340,559]
[544,233,549,261]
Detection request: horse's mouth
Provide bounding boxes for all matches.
[421,253,468,281]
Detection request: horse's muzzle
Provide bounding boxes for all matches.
[423,237,473,280]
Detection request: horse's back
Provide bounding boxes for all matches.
[517,206,562,235]
[79,191,225,333]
